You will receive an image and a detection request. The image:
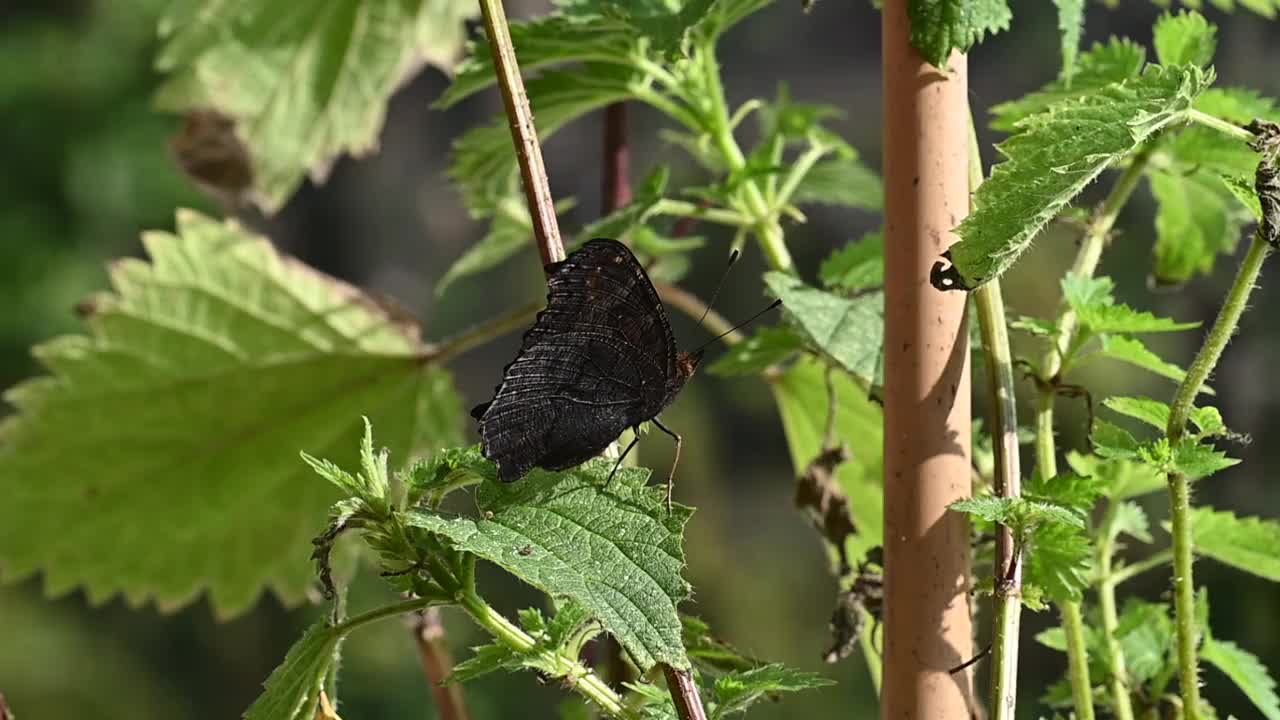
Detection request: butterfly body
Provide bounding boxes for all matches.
[471,238,701,483]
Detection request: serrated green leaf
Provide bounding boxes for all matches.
[1066,451,1166,499]
[764,273,884,386]
[243,620,341,720]
[1104,395,1171,431]
[950,496,1084,531]
[711,664,834,719]
[1054,0,1084,82]
[1190,406,1228,437]
[790,157,883,211]
[991,38,1147,131]
[1063,275,1199,334]
[1026,471,1106,514]
[819,232,884,291]
[1168,438,1239,479]
[708,327,805,376]
[1027,522,1093,602]
[1111,501,1153,543]
[1149,169,1249,285]
[1189,508,1280,582]
[404,454,692,671]
[952,65,1211,288]
[0,210,461,617]
[907,0,1011,68]
[1011,316,1059,338]
[155,0,474,212]
[1091,420,1142,460]
[1115,599,1174,684]
[1153,11,1217,68]
[569,0,720,58]
[449,642,522,683]
[1098,336,1195,387]
[771,357,884,561]
[1202,638,1280,720]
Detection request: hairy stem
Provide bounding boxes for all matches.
[1097,506,1135,720]
[477,0,564,265]
[1061,601,1097,720]
[1165,232,1272,720]
[1107,550,1174,587]
[1187,109,1257,144]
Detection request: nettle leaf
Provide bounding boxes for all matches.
[1054,0,1084,82]
[1098,336,1198,388]
[951,65,1210,288]
[1103,396,1171,432]
[771,357,884,561]
[790,157,883,211]
[1202,638,1280,720]
[0,211,460,617]
[1112,501,1154,544]
[1091,420,1142,460]
[950,496,1084,532]
[1149,168,1250,285]
[990,38,1147,131]
[765,273,884,386]
[1027,522,1094,602]
[1167,438,1239,479]
[243,620,341,720]
[708,326,806,376]
[1190,406,1228,438]
[450,642,522,683]
[819,232,884,292]
[1063,275,1199,334]
[1188,508,1280,582]
[154,0,473,212]
[711,664,834,719]
[1153,11,1217,68]
[907,0,1012,68]
[1026,471,1106,514]
[437,193,577,295]
[1116,600,1174,684]
[1010,316,1059,338]
[404,453,692,671]
[1066,451,1165,499]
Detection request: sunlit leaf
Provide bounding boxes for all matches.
[765,273,884,386]
[1188,508,1280,582]
[907,0,1012,68]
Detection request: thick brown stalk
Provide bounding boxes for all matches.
[412,608,471,720]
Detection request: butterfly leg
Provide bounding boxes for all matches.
[652,418,682,509]
[606,429,643,487]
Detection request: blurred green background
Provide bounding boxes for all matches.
[1,1,1277,718]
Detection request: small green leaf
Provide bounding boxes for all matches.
[765,273,884,386]
[1202,638,1280,720]
[1111,501,1153,544]
[1066,451,1166,499]
[952,65,1211,288]
[1115,600,1174,684]
[1153,11,1217,68]
[1011,316,1059,338]
[1063,275,1199,335]
[1103,396,1171,431]
[1190,406,1228,438]
[907,0,1012,68]
[682,615,763,676]
[1053,0,1084,82]
[990,37,1147,131]
[243,621,341,720]
[155,0,474,212]
[404,453,692,671]
[0,211,461,617]
[950,496,1084,532]
[1098,336,1196,387]
[1189,508,1280,582]
[1091,421,1142,460]
[1025,471,1106,514]
[790,158,883,211]
[1027,522,1093,602]
[708,327,805,376]
[449,642,522,683]
[437,193,576,295]
[1149,169,1249,285]
[1168,438,1239,479]
[711,664,834,719]
[819,232,884,292]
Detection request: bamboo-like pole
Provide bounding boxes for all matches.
[880,1,976,717]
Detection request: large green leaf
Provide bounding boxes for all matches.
[951,64,1210,288]
[1188,508,1280,582]
[764,273,884,386]
[405,452,692,671]
[1202,637,1280,720]
[243,620,341,720]
[1149,163,1251,285]
[0,210,462,617]
[1153,11,1217,68]
[990,38,1147,130]
[907,0,1011,68]
[154,0,474,212]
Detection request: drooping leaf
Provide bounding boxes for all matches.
[0,210,462,617]
[951,64,1211,288]
[404,451,692,671]
[243,620,341,720]
[1188,508,1280,582]
[1103,396,1171,432]
[990,38,1147,130]
[906,0,1012,68]
[1153,11,1217,68]
[789,157,883,211]
[819,232,884,292]
[1054,0,1085,82]
[1202,638,1280,720]
[448,641,522,683]
[1149,169,1250,285]
[1098,336,1196,387]
[710,664,834,719]
[764,273,884,386]
[155,0,475,212]
[708,327,806,376]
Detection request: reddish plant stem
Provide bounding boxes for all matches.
[664,666,710,720]
[412,608,471,720]
[603,103,633,214]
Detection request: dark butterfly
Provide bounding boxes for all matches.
[470,238,700,500]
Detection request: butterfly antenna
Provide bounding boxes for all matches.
[692,298,783,354]
[695,249,740,329]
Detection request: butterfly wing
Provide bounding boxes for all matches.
[474,239,677,482]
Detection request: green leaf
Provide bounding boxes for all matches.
[770,357,884,561]
[1028,521,1094,602]
[1091,420,1142,460]
[1054,0,1084,82]
[1115,600,1174,684]
[950,496,1085,532]
[1202,638,1280,720]
[711,664,834,719]
[708,327,805,376]
[1025,471,1106,514]
[790,157,883,211]
[1189,406,1228,438]
[682,615,763,676]
[1066,451,1165,499]
[1098,336,1197,387]
[819,232,884,292]
[990,38,1147,131]
[1010,316,1059,338]
[1149,169,1250,285]
[243,620,341,720]
[906,0,1012,68]
[571,0,720,58]
[952,65,1211,288]
[404,452,692,671]
[1167,438,1239,479]
[1063,275,1200,334]
[764,273,884,386]
[1111,501,1153,544]
[1153,11,1217,68]
[1103,396,1171,431]
[437,193,577,295]
[0,211,461,617]
[449,642,521,683]
[1189,508,1280,582]
[155,0,474,212]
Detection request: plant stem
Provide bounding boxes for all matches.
[335,596,445,636]
[1187,109,1257,144]
[1165,232,1272,720]
[651,199,750,227]
[428,301,542,364]
[663,666,710,720]
[412,608,472,720]
[1107,550,1173,587]
[603,102,633,214]
[476,0,564,266]
[968,117,1022,720]
[1061,601,1097,720]
[1097,506,1136,720]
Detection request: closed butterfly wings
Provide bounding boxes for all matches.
[471,239,702,482]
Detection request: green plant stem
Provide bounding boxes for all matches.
[1108,550,1173,587]
[1164,232,1272,720]
[651,199,750,227]
[429,301,541,364]
[335,596,445,636]
[1061,601,1097,720]
[459,589,640,720]
[968,117,1022,720]
[1187,110,1257,144]
[1097,505,1136,720]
